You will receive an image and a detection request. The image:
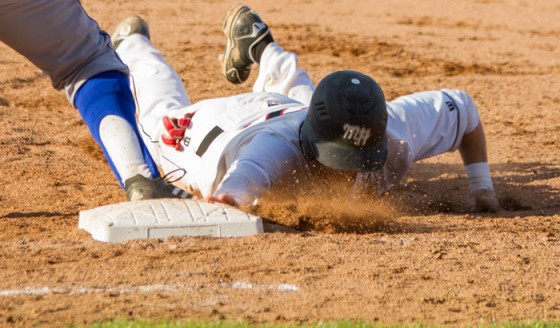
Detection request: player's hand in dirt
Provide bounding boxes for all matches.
[468,189,500,213]
[161,112,194,151]
[349,170,387,200]
[204,194,239,207]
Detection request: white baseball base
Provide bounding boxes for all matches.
[79,199,263,242]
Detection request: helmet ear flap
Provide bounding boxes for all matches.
[299,121,317,161]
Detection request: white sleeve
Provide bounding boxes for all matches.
[454,90,480,134]
[214,132,301,206]
[387,90,479,163]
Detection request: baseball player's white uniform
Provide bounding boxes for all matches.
[117,35,482,206]
[361,89,481,195]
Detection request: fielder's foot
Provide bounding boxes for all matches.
[111,16,151,49]
[124,174,192,202]
[221,4,274,84]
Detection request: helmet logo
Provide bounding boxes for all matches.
[343,123,372,147]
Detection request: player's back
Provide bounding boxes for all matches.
[157,92,307,197]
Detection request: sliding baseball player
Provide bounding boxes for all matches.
[109,5,499,212]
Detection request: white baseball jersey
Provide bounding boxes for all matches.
[155,93,309,205]
[118,36,481,205]
[356,88,480,195]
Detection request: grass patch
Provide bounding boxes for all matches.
[86,320,560,328]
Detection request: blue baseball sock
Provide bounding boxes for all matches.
[75,71,160,187]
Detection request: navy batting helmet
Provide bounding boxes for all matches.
[300,70,388,171]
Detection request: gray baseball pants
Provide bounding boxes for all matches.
[0,0,128,104]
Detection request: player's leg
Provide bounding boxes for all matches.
[0,0,125,100]
[0,0,189,200]
[220,4,273,84]
[108,16,193,200]
[220,4,315,105]
[111,17,192,153]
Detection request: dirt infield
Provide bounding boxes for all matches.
[1,0,559,326]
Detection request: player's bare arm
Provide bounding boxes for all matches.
[459,123,500,212]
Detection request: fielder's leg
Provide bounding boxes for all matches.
[0,1,189,200]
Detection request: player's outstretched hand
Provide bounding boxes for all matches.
[161,113,194,151]
[349,170,386,200]
[204,194,239,207]
[468,189,500,213]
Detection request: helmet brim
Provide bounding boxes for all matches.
[313,137,387,172]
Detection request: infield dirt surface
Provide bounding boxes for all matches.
[1,0,560,326]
